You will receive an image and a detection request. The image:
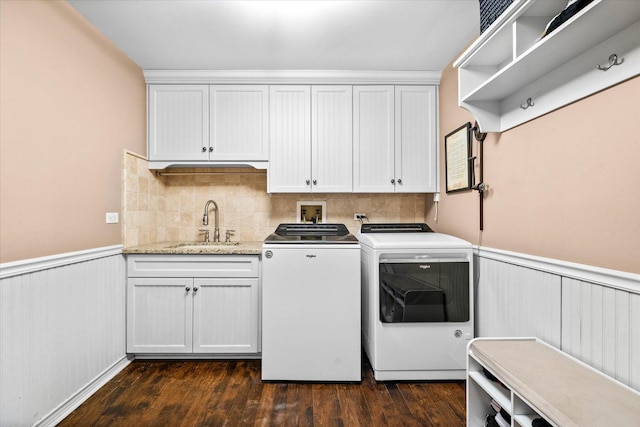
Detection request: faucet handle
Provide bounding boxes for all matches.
[199,228,211,243]
[225,229,235,243]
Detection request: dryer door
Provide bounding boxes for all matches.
[378,260,469,323]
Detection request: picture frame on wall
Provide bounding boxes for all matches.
[445,122,472,193]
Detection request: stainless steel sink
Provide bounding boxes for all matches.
[168,242,240,249]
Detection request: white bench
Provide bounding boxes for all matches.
[467,337,640,426]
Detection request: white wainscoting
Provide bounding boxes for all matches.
[475,256,562,347]
[562,278,640,390]
[0,246,128,427]
[475,246,640,391]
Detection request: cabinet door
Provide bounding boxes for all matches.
[311,86,353,193]
[395,86,437,193]
[268,86,311,193]
[192,278,259,353]
[127,278,193,353]
[210,85,268,160]
[148,85,209,161]
[353,86,395,192]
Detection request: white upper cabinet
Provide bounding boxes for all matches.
[148,80,438,193]
[353,86,395,192]
[209,85,268,160]
[268,86,312,193]
[148,85,209,162]
[394,86,437,193]
[147,85,268,167]
[268,85,353,193]
[354,85,437,193]
[311,86,353,193]
[455,0,640,132]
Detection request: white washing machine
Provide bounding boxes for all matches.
[357,223,474,381]
[262,224,361,382]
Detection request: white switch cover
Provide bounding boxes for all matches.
[105,212,119,224]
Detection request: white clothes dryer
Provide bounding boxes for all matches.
[357,223,474,381]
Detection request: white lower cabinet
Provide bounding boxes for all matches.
[126,255,260,355]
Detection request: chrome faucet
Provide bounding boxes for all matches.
[202,200,220,243]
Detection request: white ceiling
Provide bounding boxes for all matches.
[68,0,480,72]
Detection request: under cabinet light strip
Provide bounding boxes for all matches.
[155,171,266,177]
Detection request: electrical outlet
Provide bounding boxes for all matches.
[354,213,367,221]
[105,212,119,224]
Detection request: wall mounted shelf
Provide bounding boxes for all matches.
[454,0,640,132]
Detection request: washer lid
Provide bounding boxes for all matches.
[356,230,472,250]
[360,223,433,233]
[265,223,358,244]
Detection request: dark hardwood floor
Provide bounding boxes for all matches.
[59,358,466,426]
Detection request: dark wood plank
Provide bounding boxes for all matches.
[59,359,466,427]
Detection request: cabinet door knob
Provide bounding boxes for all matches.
[193,287,198,293]
[312,179,317,185]
[391,179,395,184]
[397,179,403,184]
[201,147,206,152]
[185,287,191,292]
[306,179,310,185]
[209,147,214,152]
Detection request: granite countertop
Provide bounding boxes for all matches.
[123,241,263,255]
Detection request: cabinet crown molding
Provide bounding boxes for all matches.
[143,70,441,85]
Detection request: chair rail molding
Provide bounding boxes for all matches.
[474,245,640,294]
[0,245,124,279]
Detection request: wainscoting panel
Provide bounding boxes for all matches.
[475,256,562,347]
[561,277,640,389]
[0,250,127,427]
[475,246,640,392]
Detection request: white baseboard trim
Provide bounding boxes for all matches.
[35,356,132,427]
[474,245,640,294]
[131,353,261,360]
[0,245,124,279]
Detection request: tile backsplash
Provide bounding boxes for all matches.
[122,151,428,246]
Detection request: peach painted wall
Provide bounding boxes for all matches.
[0,0,146,263]
[431,60,640,274]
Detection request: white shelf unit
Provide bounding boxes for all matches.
[466,337,640,427]
[468,341,563,426]
[455,0,640,132]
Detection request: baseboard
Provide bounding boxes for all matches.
[131,353,261,360]
[35,356,132,427]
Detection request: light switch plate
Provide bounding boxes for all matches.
[105,212,119,224]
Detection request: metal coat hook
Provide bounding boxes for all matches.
[520,97,534,110]
[597,54,624,71]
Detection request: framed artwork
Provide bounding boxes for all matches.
[445,122,472,193]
